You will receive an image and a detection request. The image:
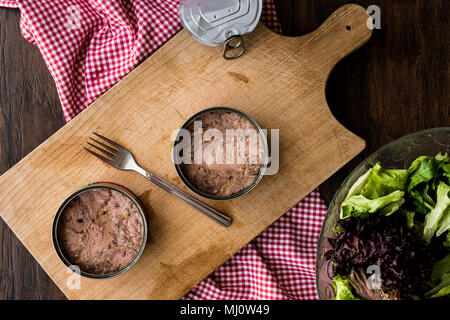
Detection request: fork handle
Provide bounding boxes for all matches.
[134,167,232,227]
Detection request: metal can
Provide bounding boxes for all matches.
[52,182,148,279]
[179,0,263,59]
[179,0,262,46]
[172,106,269,201]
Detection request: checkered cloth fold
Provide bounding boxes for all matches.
[0,0,326,300]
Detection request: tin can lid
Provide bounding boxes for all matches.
[179,0,262,47]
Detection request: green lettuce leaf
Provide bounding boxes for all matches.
[332,275,360,300]
[400,208,415,229]
[444,232,450,248]
[408,153,449,192]
[442,163,450,181]
[408,155,430,174]
[360,163,408,199]
[410,198,429,214]
[442,163,450,172]
[340,190,405,219]
[429,285,450,298]
[423,182,450,243]
[431,253,450,282]
[426,254,450,298]
[344,167,373,201]
[436,208,450,237]
[379,198,406,216]
[435,153,450,187]
[333,225,341,233]
[408,156,439,191]
[409,188,434,212]
[435,152,449,163]
[422,184,436,207]
[426,273,450,298]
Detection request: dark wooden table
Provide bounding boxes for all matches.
[0,1,448,299]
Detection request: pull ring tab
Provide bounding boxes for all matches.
[222,36,245,60]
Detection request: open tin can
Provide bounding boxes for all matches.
[52,182,148,279]
[172,106,269,201]
[179,0,262,59]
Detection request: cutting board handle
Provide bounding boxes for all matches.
[293,4,373,76]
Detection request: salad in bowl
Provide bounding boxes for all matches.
[316,128,450,300]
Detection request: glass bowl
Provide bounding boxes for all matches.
[315,127,450,300]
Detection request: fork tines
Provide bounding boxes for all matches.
[83,132,120,164]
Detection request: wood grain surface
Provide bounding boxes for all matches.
[0,4,370,299]
[273,0,449,203]
[0,1,448,299]
[0,8,66,300]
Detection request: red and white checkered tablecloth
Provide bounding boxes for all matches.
[0,0,327,300]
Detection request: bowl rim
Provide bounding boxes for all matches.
[315,127,450,299]
[172,106,270,201]
[52,182,148,279]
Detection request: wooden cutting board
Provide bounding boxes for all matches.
[0,4,371,299]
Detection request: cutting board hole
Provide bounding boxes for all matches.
[346,25,352,31]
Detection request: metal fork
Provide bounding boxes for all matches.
[84,132,232,227]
